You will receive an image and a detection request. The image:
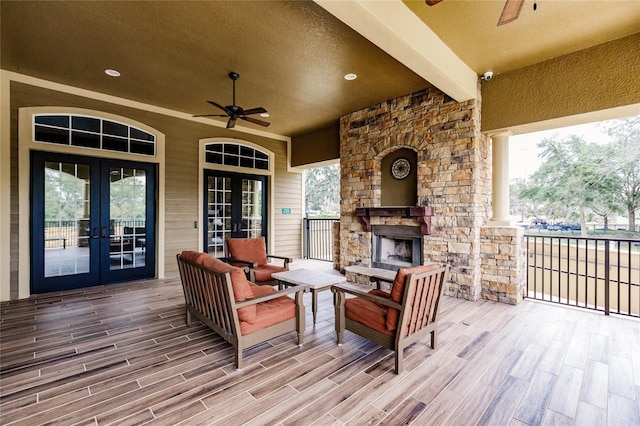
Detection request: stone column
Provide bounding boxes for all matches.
[489,132,512,225]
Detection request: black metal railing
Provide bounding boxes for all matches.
[303,218,338,262]
[525,234,639,318]
[43,219,146,248]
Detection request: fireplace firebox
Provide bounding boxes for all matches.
[372,225,422,270]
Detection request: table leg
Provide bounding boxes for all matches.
[312,289,318,324]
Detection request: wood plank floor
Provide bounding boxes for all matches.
[1,268,639,425]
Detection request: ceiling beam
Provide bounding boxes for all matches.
[314,0,478,102]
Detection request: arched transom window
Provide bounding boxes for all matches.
[204,142,270,171]
[33,114,156,156]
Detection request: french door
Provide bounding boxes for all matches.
[31,151,156,293]
[204,170,267,256]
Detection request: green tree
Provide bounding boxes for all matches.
[601,116,640,231]
[510,177,544,220]
[304,164,339,217]
[45,165,89,220]
[518,134,616,235]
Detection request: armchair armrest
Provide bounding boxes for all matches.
[235,284,308,308]
[266,254,292,268]
[368,272,395,290]
[224,257,258,268]
[331,283,402,310]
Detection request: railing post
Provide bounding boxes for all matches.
[303,218,309,259]
[604,240,610,316]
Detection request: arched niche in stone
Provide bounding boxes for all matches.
[381,147,417,206]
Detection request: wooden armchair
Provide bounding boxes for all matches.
[331,263,448,374]
[177,251,306,369]
[225,237,292,286]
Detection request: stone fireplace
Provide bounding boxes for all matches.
[372,225,422,270]
[338,86,526,304]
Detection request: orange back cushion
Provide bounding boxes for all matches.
[200,255,257,324]
[386,263,441,330]
[180,250,207,265]
[226,237,268,266]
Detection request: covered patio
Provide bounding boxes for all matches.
[1,2,639,423]
[2,261,639,425]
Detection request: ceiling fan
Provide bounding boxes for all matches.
[194,71,270,129]
[426,0,526,26]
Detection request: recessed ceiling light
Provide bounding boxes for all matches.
[344,73,357,81]
[105,69,121,77]
[260,113,270,118]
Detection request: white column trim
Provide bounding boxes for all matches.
[489,131,513,226]
[0,71,11,301]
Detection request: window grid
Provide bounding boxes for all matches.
[204,143,269,171]
[242,179,262,238]
[34,114,156,156]
[207,176,232,257]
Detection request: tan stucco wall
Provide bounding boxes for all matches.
[481,33,640,133]
[290,123,340,167]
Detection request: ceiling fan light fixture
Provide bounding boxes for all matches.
[344,73,357,81]
[260,113,270,118]
[194,72,270,129]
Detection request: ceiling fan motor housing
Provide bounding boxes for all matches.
[194,70,270,128]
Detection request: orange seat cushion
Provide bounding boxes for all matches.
[227,237,268,266]
[239,296,296,335]
[200,255,257,324]
[253,264,287,282]
[387,264,441,331]
[345,296,393,336]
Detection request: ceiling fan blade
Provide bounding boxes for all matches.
[424,0,443,5]
[498,0,525,26]
[241,107,267,116]
[206,100,227,112]
[226,117,237,129]
[193,113,228,117]
[240,116,270,127]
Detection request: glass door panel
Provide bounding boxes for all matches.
[108,167,147,270]
[241,178,263,238]
[206,175,232,257]
[43,161,92,277]
[204,171,267,254]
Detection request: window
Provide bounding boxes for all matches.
[34,114,156,156]
[204,142,269,171]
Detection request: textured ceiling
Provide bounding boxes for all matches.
[405,0,640,75]
[2,0,639,138]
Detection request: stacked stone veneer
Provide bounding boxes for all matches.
[339,87,496,301]
[480,226,526,304]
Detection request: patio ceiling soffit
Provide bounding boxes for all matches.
[314,0,478,103]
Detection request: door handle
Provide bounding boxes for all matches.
[92,227,100,239]
[101,226,108,238]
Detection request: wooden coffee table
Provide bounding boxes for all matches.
[271,268,347,324]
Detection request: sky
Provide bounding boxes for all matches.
[509,121,613,180]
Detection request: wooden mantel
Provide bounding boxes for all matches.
[355,206,433,235]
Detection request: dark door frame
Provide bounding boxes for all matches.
[30,151,157,293]
[202,169,268,254]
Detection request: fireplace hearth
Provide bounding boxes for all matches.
[372,225,422,270]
